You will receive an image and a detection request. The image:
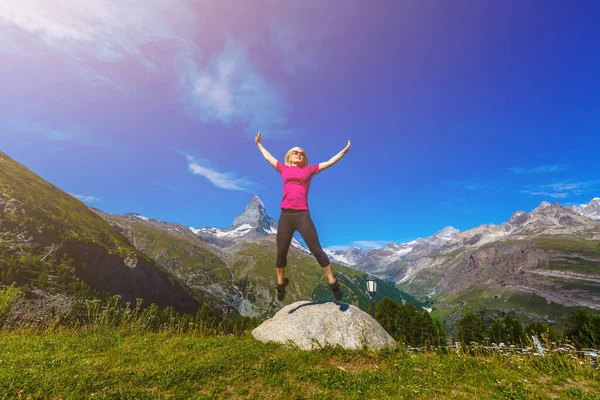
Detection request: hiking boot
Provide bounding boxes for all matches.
[276,278,289,301]
[330,279,342,301]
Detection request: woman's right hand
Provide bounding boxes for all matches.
[255,131,261,145]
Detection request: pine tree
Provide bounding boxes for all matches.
[501,315,526,346]
[457,311,487,345]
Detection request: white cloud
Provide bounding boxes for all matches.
[0,118,94,143]
[184,154,254,191]
[508,164,570,175]
[70,193,98,203]
[520,180,600,198]
[1,1,291,135]
[0,0,196,68]
[183,41,288,134]
[443,180,494,191]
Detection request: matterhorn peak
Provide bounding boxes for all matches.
[250,195,264,206]
[231,195,278,233]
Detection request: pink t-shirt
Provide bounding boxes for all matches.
[276,161,320,210]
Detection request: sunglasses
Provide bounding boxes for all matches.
[292,151,305,156]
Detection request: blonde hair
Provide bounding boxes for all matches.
[284,147,308,167]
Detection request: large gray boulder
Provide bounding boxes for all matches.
[252,301,396,350]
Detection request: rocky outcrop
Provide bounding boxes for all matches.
[252,301,397,350]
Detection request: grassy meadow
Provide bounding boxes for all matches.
[1,328,599,400]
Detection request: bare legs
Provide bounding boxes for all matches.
[322,265,336,284]
[276,267,285,285]
[277,265,336,285]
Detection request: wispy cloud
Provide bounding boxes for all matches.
[182,40,289,135]
[443,180,495,191]
[77,68,128,93]
[520,180,600,198]
[508,164,570,175]
[1,2,293,136]
[184,154,254,191]
[0,118,94,143]
[0,0,196,68]
[70,193,98,204]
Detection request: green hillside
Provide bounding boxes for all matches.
[0,151,199,312]
[403,233,600,331]
[95,213,422,318]
[227,240,421,316]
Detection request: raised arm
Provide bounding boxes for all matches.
[255,131,278,169]
[318,140,351,171]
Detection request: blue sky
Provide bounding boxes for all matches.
[1,1,599,250]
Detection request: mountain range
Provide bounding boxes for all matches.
[1,150,598,329]
[0,151,416,320]
[327,199,600,328]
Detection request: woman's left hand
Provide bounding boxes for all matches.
[344,140,351,153]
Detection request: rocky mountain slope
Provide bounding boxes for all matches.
[344,199,600,328]
[96,197,420,318]
[0,151,200,313]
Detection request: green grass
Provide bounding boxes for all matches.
[532,235,600,258]
[545,258,600,275]
[1,330,599,399]
[109,219,230,279]
[0,151,133,255]
[547,278,600,295]
[432,285,583,332]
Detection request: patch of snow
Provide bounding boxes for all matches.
[291,237,311,254]
[325,249,351,265]
[216,224,252,237]
[394,247,413,256]
[190,224,255,238]
[134,214,150,221]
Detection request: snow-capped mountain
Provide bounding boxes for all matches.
[232,195,278,232]
[94,192,600,322]
[568,198,600,222]
[324,246,371,266]
[355,198,600,285]
[189,196,273,241]
[188,196,311,254]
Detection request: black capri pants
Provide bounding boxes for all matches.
[276,208,330,268]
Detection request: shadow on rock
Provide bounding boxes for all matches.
[288,301,349,314]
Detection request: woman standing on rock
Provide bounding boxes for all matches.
[255,131,351,302]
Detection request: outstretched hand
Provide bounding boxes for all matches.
[255,131,261,145]
[343,140,351,153]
